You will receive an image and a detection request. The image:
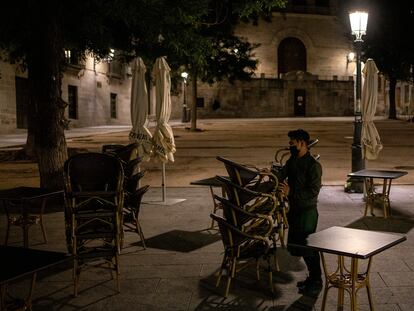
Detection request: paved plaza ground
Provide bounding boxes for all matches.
[0,117,414,310]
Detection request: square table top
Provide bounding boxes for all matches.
[190,176,227,187]
[289,226,406,259]
[0,186,63,200]
[0,187,63,201]
[347,169,408,180]
[0,246,71,285]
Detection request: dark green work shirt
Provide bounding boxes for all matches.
[282,152,322,256]
[282,152,322,214]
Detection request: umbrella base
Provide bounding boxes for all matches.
[142,198,186,206]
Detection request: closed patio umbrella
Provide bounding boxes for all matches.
[361,58,383,160]
[152,57,176,163]
[129,57,152,161]
[152,57,181,204]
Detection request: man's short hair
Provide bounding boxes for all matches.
[288,129,310,144]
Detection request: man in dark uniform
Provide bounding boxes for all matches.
[278,129,323,296]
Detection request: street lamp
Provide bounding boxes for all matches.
[346,10,368,193]
[181,71,189,122]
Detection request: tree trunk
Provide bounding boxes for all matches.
[27,1,68,190]
[388,77,397,119]
[190,69,198,131]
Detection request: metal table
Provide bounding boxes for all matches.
[0,246,70,310]
[289,226,406,310]
[0,187,63,247]
[190,176,226,228]
[347,169,408,218]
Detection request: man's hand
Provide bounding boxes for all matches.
[278,181,290,197]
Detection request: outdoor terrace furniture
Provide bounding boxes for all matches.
[123,184,149,249]
[0,187,63,248]
[210,213,275,297]
[214,195,280,271]
[190,176,226,229]
[103,142,150,247]
[216,175,288,248]
[289,226,406,311]
[216,156,278,194]
[347,169,408,218]
[0,246,70,311]
[63,152,124,297]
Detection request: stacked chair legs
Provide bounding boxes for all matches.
[104,143,149,249]
[64,153,124,296]
[212,156,290,297]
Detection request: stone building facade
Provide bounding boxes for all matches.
[188,2,358,119]
[0,54,132,134]
[1,0,413,133]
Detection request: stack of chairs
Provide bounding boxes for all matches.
[63,152,124,296]
[216,156,288,247]
[210,213,275,297]
[211,156,290,297]
[103,143,149,248]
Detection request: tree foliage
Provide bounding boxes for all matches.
[0,0,286,188]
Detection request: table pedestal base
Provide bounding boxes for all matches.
[364,177,392,218]
[320,254,373,311]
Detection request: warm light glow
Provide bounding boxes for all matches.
[349,11,368,40]
[65,50,71,59]
[347,52,355,62]
[181,71,189,80]
[109,49,115,59]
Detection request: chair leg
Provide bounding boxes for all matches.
[267,260,274,293]
[115,253,120,293]
[4,221,10,246]
[216,254,227,287]
[39,215,48,244]
[73,259,80,297]
[135,217,146,249]
[225,258,236,297]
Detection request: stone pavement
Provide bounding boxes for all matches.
[1,117,414,310]
[1,184,414,311]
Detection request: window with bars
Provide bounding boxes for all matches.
[68,85,78,119]
[110,93,117,118]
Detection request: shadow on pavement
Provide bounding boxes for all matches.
[345,215,414,234]
[143,229,221,252]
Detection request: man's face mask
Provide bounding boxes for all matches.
[289,145,299,157]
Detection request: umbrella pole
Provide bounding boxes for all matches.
[162,162,166,203]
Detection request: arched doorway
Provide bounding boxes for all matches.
[278,37,307,75]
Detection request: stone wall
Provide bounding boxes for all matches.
[0,56,132,133]
[235,13,354,78]
[0,62,18,132]
[188,72,354,119]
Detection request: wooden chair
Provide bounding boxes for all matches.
[216,176,288,248]
[216,156,277,194]
[3,195,48,246]
[214,195,280,270]
[63,152,124,297]
[210,214,275,297]
[123,185,149,248]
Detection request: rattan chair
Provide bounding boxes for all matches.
[216,176,288,248]
[123,184,149,248]
[216,156,277,193]
[63,152,124,297]
[215,195,280,270]
[211,213,275,297]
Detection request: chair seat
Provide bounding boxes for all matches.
[9,215,39,227]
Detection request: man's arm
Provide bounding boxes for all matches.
[294,161,322,204]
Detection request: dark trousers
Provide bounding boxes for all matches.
[303,250,322,282]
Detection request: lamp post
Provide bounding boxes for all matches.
[181,71,188,123]
[346,10,368,193]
